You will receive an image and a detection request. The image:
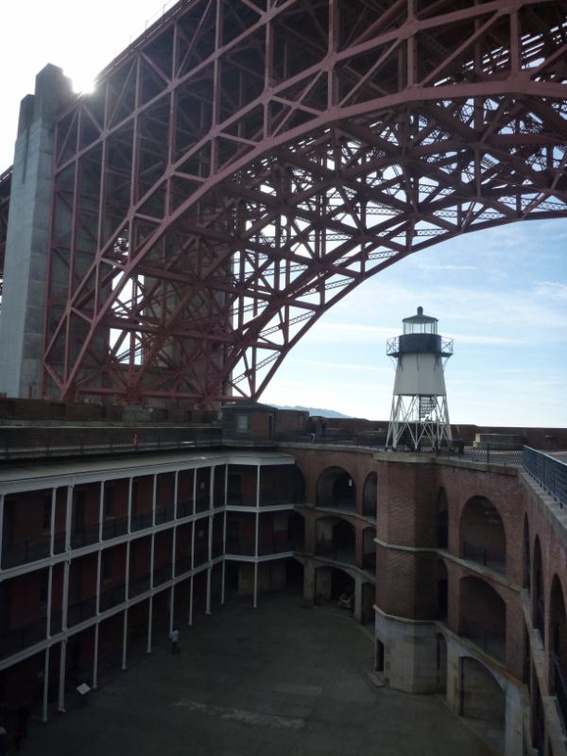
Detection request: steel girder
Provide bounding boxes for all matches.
[41,0,567,407]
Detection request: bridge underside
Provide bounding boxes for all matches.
[31,0,567,406]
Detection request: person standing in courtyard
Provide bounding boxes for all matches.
[170,628,180,654]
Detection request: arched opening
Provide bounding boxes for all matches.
[316,467,356,511]
[436,633,447,694]
[314,566,354,613]
[362,472,377,518]
[437,559,448,622]
[523,515,531,589]
[315,517,355,564]
[287,511,305,552]
[260,465,305,505]
[291,467,306,505]
[460,576,506,663]
[460,657,505,754]
[549,575,567,729]
[436,488,448,549]
[532,537,544,638]
[362,527,376,572]
[460,496,506,575]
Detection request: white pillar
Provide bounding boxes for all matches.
[192,469,197,515]
[42,647,50,722]
[125,541,131,600]
[188,575,194,626]
[98,481,105,542]
[206,567,212,615]
[46,564,53,636]
[169,585,175,635]
[174,471,179,519]
[150,534,155,590]
[221,505,227,605]
[95,550,102,615]
[57,639,67,713]
[49,488,56,556]
[147,596,153,653]
[92,623,100,689]
[152,474,157,526]
[127,477,133,534]
[121,608,128,670]
[65,484,73,551]
[254,467,260,610]
[61,560,70,631]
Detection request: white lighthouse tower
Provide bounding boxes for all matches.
[386,307,453,452]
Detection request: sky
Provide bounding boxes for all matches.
[1,2,566,428]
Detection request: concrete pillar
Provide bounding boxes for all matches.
[0,65,72,398]
[303,560,315,604]
[353,577,363,623]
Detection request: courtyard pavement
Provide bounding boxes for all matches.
[21,591,493,756]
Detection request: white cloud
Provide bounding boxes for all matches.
[533,281,567,301]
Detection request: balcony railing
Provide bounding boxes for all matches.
[174,555,192,575]
[102,517,128,540]
[461,540,506,575]
[0,617,47,660]
[1,533,66,568]
[176,500,193,518]
[99,583,127,610]
[0,425,222,462]
[155,506,175,524]
[67,595,97,626]
[71,523,100,549]
[129,574,151,598]
[461,621,505,663]
[224,540,295,557]
[524,447,567,509]
[153,563,173,586]
[314,543,356,565]
[131,511,154,531]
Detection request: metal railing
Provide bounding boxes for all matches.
[461,621,506,663]
[524,447,567,508]
[1,533,66,569]
[0,617,47,660]
[461,540,506,575]
[0,426,222,461]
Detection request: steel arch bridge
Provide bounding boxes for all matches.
[40,0,567,407]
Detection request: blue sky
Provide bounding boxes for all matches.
[2,2,566,427]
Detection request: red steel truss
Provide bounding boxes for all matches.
[41,0,567,407]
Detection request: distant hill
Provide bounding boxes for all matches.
[275,405,352,419]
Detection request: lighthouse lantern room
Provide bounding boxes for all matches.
[386,307,453,451]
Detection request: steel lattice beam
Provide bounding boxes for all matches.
[40,0,567,407]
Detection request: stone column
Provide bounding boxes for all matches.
[0,64,72,398]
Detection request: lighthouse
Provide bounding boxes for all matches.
[386,307,453,452]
